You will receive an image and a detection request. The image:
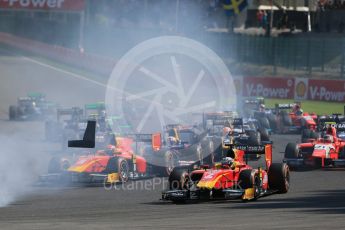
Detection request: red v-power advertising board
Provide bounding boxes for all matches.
[0,0,84,11]
[241,76,345,102]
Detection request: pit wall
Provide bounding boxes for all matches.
[1,32,344,103]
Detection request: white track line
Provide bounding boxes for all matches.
[0,45,108,89]
[22,56,108,89]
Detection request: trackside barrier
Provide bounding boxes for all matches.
[1,32,344,103]
[241,76,345,103]
[0,32,116,76]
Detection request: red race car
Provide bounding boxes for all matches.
[40,121,161,185]
[284,125,345,168]
[162,143,290,203]
[272,103,317,134]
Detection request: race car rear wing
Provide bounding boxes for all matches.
[233,143,273,169]
[275,103,295,110]
[243,97,265,105]
[202,112,237,126]
[56,107,83,120]
[68,120,96,148]
[68,120,162,151]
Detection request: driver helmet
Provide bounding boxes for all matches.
[293,104,303,115]
[221,157,234,166]
[259,104,265,110]
[168,136,178,144]
[323,134,333,143]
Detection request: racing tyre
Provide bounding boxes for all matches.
[248,131,261,146]
[281,111,292,126]
[284,143,299,159]
[9,105,17,120]
[168,168,189,190]
[239,169,260,200]
[258,117,270,129]
[48,157,70,173]
[118,159,129,183]
[258,127,270,142]
[267,113,277,131]
[301,129,311,143]
[239,169,254,189]
[268,163,290,193]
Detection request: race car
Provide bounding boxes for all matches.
[241,97,273,131]
[142,124,215,176]
[221,118,271,161]
[284,124,345,169]
[45,102,121,150]
[201,111,237,161]
[162,143,290,203]
[9,92,57,121]
[40,121,161,185]
[231,118,270,145]
[202,115,270,161]
[44,107,84,142]
[270,103,317,134]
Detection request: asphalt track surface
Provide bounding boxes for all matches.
[0,47,345,230]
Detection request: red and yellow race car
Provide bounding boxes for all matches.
[40,121,161,185]
[162,143,290,203]
[284,124,345,169]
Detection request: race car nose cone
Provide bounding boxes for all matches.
[312,149,326,158]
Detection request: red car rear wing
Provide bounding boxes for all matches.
[233,143,273,169]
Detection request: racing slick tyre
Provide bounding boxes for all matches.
[48,157,70,174]
[267,113,277,131]
[301,129,311,143]
[118,159,129,183]
[284,143,299,159]
[281,111,292,126]
[239,169,254,189]
[258,117,270,129]
[268,163,290,193]
[258,127,270,142]
[168,167,190,190]
[248,131,261,146]
[9,105,17,120]
[239,169,260,200]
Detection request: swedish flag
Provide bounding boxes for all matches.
[223,0,248,16]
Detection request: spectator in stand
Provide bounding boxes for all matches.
[256,10,263,27]
[262,10,268,29]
